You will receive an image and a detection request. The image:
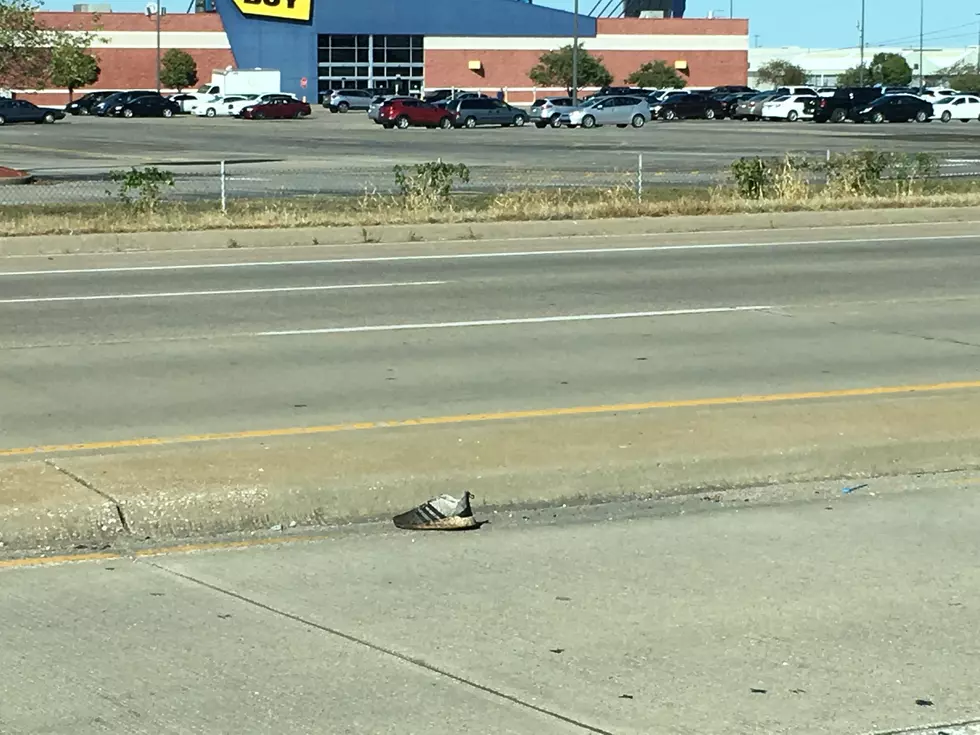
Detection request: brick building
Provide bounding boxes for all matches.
[23,0,747,106]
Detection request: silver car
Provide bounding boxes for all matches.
[528,96,574,128]
[559,95,651,129]
[325,89,373,113]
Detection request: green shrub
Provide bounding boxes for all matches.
[393,161,470,207]
[109,166,175,211]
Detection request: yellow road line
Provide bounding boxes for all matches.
[2,379,980,458]
[0,536,322,570]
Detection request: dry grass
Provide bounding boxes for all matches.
[3,180,980,237]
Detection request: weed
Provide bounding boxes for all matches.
[108,166,175,212]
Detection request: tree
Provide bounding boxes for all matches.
[755,59,807,87]
[626,60,686,89]
[160,49,198,91]
[868,52,912,86]
[835,65,867,87]
[528,44,613,95]
[950,72,980,93]
[49,40,99,101]
[0,0,99,89]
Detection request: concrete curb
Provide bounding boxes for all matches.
[0,174,34,186]
[4,205,980,256]
[3,391,979,552]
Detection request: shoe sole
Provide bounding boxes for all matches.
[393,514,478,531]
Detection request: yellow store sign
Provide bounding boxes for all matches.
[232,0,312,22]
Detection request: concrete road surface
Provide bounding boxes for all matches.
[2,473,979,735]
[2,223,980,450]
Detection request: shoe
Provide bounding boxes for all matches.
[392,492,477,531]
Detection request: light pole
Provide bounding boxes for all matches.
[146,2,166,93]
[729,0,733,19]
[572,0,579,104]
[918,0,924,89]
[976,13,979,72]
[858,0,866,85]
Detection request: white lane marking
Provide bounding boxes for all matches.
[0,280,445,305]
[255,306,772,337]
[0,234,976,278]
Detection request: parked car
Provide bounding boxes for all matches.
[446,97,529,128]
[240,97,312,119]
[852,94,933,123]
[94,90,157,116]
[761,94,815,122]
[368,94,414,121]
[812,86,882,123]
[710,85,756,94]
[324,88,373,113]
[376,98,455,129]
[423,89,455,104]
[226,93,295,116]
[194,94,258,117]
[916,87,961,102]
[65,91,118,115]
[817,87,837,97]
[168,92,204,113]
[651,92,725,120]
[560,95,650,128]
[0,98,65,125]
[714,91,756,118]
[731,91,781,120]
[528,96,574,127]
[108,94,180,118]
[932,94,980,122]
[434,91,487,109]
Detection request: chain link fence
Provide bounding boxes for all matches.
[2,152,978,207]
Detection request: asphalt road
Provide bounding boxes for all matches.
[3,472,980,735]
[2,224,979,450]
[1,113,980,203]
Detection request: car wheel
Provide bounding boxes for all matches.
[940,110,952,122]
[534,121,547,128]
[396,115,410,129]
[43,112,56,123]
[464,116,477,128]
[79,107,90,115]
[705,108,716,120]
[830,108,846,123]
[916,110,928,122]
[787,110,799,122]
[581,114,596,128]
[550,114,561,128]
[663,110,676,121]
[254,111,265,120]
[0,115,6,125]
[513,114,526,127]
[631,114,645,128]
[162,108,173,118]
[123,108,134,118]
[872,112,885,123]
[206,108,216,117]
[439,116,452,129]
[338,102,350,113]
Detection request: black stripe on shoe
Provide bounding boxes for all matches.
[422,502,446,519]
[416,505,439,522]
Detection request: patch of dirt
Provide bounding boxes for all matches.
[0,166,28,178]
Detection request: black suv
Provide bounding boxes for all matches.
[813,87,883,123]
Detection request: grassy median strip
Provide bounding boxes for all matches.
[3,153,980,237]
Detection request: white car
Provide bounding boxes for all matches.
[932,94,980,123]
[225,92,297,116]
[194,94,257,117]
[761,94,814,122]
[168,92,203,113]
[918,87,960,102]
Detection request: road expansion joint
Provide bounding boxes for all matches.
[142,560,615,735]
[42,458,132,535]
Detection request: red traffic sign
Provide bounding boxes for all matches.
[300,77,308,88]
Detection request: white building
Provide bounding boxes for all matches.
[748,46,979,88]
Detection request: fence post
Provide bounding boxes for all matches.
[220,160,227,213]
[637,153,643,202]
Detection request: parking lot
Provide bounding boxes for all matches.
[3,111,980,203]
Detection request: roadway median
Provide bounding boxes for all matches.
[3,385,979,553]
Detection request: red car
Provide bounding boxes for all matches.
[241,97,312,120]
[377,98,455,129]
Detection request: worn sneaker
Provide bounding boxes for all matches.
[392,492,477,531]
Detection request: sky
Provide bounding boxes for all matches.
[36,0,980,50]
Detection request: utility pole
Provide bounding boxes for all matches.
[572,0,579,104]
[858,0,866,85]
[918,0,924,89]
[146,2,166,93]
[729,0,733,19]
[976,13,979,72]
